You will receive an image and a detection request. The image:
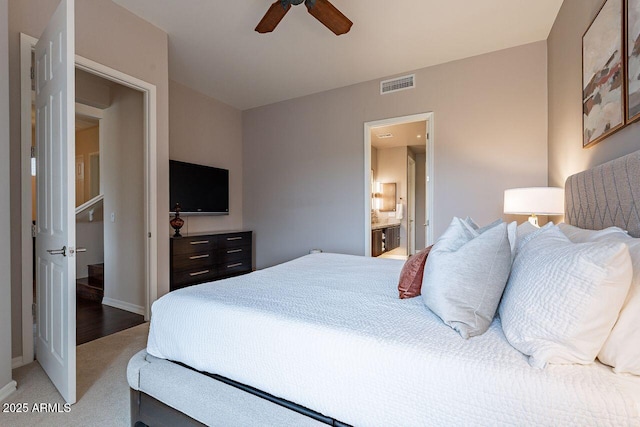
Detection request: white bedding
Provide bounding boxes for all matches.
[147,253,640,426]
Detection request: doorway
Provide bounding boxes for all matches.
[73,98,146,345]
[364,113,434,258]
[28,48,146,347]
[18,32,158,368]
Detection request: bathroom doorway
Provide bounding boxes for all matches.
[364,113,434,258]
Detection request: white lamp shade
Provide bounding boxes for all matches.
[504,187,565,215]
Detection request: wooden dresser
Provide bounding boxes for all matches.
[170,231,253,291]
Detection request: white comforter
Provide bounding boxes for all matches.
[147,253,640,426]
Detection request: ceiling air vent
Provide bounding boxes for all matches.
[380,74,415,95]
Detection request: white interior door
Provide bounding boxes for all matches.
[35,0,76,404]
[408,157,416,255]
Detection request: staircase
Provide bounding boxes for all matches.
[76,194,104,302]
[77,263,104,302]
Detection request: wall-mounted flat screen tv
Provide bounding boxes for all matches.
[169,160,229,215]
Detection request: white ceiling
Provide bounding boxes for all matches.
[371,121,426,154]
[112,0,563,110]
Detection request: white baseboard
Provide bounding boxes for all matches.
[102,297,145,316]
[11,357,24,369]
[0,380,17,402]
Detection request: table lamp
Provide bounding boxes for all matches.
[503,187,564,227]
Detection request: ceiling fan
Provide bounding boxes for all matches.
[255,0,353,36]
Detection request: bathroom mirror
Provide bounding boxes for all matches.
[379,183,396,212]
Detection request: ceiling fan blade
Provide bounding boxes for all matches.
[255,1,292,34]
[306,0,353,36]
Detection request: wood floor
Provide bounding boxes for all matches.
[76,297,145,345]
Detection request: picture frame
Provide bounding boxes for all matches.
[583,0,625,148]
[627,0,640,122]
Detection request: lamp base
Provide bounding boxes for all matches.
[528,214,539,227]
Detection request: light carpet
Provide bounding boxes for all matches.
[1,323,149,427]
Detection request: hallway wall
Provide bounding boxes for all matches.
[0,0,16,401]
[102,85,145,311]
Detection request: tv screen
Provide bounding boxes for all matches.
[169,160,229,215]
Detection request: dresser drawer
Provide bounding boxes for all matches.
[172,267,217,288]
[171,231,253,291]
[172,251,214,272]
[217,245,251,264]
[218,258,251,277]
[172,236,216,255]
[217,232,251,249]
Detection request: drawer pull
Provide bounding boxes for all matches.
[190,240,210,245]
[189,270,210,277]
[226,263,243,269]
[227,237,243,241]
[189,254,210,260]
[226,249,242,254]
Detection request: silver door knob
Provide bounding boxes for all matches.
[70,247,87,255]
[47,246,66,257]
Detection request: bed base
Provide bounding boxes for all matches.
[131,389,206,427]
[130,357,352,427]
[174,362,351,427]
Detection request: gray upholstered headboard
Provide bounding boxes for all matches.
[565,150,640,238]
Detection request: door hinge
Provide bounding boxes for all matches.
[426,220,430,226]
[31,223,37,238]
[30,67,34,80]
[31,146,36,158]
[148,232,152,238]
[426,176,430,182]
[32,303,36,317]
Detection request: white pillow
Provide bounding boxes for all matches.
[499,226,632,369]
[516,221,553,254]
[558,223,627,241]
[516,221,539,239]
[421,217,515,339]
[559,223,640,375]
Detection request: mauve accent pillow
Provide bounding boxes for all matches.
[398,246,433,299]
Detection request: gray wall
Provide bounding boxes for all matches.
[9,0,170,359]
[243,41,549,269]
[0,0,15,399]
[169,80,243,235]
[102,85,145,309]
[548,0,640,186]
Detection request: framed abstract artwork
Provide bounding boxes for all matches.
[583,0,625,148]
[627,0,640,122]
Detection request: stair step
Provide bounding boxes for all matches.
[76,278,103,302]
[88,263,104,290]
[88,263,104,271]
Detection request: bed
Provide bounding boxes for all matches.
[128,151,640,426]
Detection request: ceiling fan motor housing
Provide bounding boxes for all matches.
[282,0,316,8]
[258,0,351,36]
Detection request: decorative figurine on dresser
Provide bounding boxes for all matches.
[170,203,185,237]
